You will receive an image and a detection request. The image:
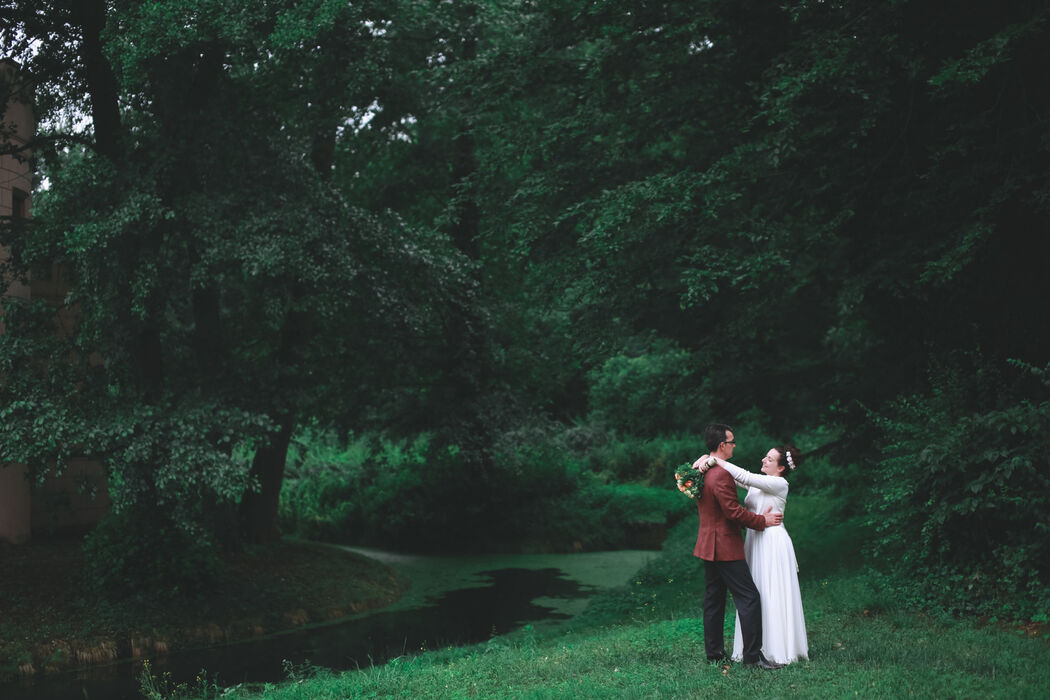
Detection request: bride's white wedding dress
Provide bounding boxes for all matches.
[718,458,809,665]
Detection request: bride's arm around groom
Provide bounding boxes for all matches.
[711,458,788,497]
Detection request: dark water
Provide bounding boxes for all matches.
[1,551,653,700]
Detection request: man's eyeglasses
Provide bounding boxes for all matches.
[723,440,736,445]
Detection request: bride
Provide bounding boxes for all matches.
[696,445,809,665]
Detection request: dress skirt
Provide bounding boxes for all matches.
[731,524,809,664]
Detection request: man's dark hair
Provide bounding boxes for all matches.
[704,423,732,452]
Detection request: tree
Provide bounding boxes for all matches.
[457,0,1050,432]
[1,0,472,558]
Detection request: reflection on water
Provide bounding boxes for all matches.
[3,549,655,700]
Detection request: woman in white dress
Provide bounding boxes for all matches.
[700,444,808,665]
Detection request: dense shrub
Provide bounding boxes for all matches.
[867,358,1050,619]
[61,401,261,598]
[278,415,866,557]
[279,432,470,549]
[582,434,695,483]
[84,506,224,599]
[279,427,684,553]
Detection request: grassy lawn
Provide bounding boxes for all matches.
[213,604,1047,699]
[200,570,1049,699]
[10,490,1047,698]
[177,493,1050,699]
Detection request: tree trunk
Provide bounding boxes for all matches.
[439,5,495,489]
[70,0,122,161]
[239,294,309,542]
[449,7,480,261]
[191,286,224,380]
[236,39,336,543]
[310,127,336,178]
[240,413,295,543]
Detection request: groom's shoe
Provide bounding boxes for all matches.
[706,650,731,663]
[743,655,783,671]
[760,654,786,669]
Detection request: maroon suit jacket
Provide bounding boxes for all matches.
[693,464,768,561]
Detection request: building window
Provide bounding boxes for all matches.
[11,187,28,219]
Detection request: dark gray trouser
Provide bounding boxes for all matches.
[703,559,762,663]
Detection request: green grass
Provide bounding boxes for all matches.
[199,578,1049,699]
[157,494,1050,699]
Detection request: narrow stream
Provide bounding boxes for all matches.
[3,547,656,700]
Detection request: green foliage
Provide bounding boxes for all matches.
[84,507,224,599]
[4,0,1050,623]
[583,433,704,484]
[280,431,460,549]
[139,659,223,700]
[3,0,475,563]
[928,18,1046,89]
[279,427,684,553]
[586,339,710,437]
[464,0,1050,437]
[94,401,269,514]
[867,358,1050,618]
[489,423,682,551]
[277,420,857,559]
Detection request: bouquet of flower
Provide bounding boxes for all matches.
[675,456,717,498]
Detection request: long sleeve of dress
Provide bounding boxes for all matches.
[717,458,789,498]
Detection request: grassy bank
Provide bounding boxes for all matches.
[0,539,407,682]
[211,595,1048,699]
[168,493,1049,699]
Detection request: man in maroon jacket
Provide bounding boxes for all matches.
[694,423,783,670]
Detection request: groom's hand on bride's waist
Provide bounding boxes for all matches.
[763,506,784,527]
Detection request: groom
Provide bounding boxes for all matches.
[693,423,782,670]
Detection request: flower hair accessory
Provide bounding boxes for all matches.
[785,450,796,470]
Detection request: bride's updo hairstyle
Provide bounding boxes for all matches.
[775,444,801,479]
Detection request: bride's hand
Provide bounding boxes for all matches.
[692,454,716,473]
